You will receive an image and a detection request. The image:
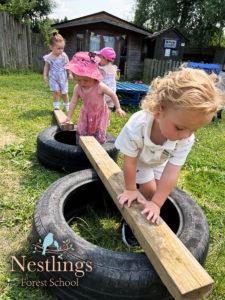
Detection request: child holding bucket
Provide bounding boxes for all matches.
[64,52,126,144]
[115,68,224,246]
[43,32,73,111]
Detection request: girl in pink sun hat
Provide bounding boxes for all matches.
[97,47,116,61]
[96,47,119,110]
[64,52,126,144]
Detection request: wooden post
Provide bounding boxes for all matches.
[80,136,214,300]
[84,29,90,51]
[54,109,74,131]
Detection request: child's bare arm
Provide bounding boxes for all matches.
[100,83,126,116]
[138,162,181,224]
[117,155,145,207]
[124,155,137,191]
[64,53,73,80]
[68,71,73,80]
[152,162,181,207]
[64,85,79,121]
[43,62,49,83]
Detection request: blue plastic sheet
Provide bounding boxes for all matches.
[187,62,221,75]
[116,82,150,106]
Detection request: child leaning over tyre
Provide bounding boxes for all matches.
[64,52,126,144]
[115,68,224,226]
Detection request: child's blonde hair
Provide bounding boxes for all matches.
[141,68,224,114]
[49,32,65,46]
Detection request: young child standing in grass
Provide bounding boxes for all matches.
[115,68,224,245]
[96,47,118,110]
[64,52,126,144]
[43,32,73,111]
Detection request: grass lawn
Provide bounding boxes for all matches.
[0,72,224,299]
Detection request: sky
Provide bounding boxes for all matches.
[49,0,135,22]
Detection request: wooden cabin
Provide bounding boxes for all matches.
[53,11,151,80]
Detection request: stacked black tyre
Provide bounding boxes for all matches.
[36,126,118,172]
[32,169,210,300]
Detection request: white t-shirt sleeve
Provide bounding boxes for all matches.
[63,52,69,64]
[113,64,118,73]
[169,134,195,166]
[43,54,51,64]
[115,111,145,157]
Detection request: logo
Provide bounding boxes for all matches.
[33,232,74,259]
[11,233,93,288]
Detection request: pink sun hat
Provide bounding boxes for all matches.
[96,47,116,61]
[65,52,103,81]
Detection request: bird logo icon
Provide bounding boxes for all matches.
[33,233,74,258]
[41,233,60,255]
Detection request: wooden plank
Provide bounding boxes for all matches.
[80,136,214,300]
[54,109,74,131]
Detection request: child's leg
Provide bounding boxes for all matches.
[139,180,157,200]
[62,93,69,103]
[62,93,70,112]
[77,108,88,144]
[60,79,69,111]
[137,164,163,200]
[94,131,107,144]
[121,179,157,248]
[53,91,61,110]
[121,178,159,247]
[93,106,109,144]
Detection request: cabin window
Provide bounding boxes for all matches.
[77,33,84,51]
[90,33,101,51]
[103,36,115,48]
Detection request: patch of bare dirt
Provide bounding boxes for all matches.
[0,126,17,149]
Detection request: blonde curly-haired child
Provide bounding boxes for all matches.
[115,68,224,245]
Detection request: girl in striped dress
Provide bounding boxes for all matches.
[43,32,73,111]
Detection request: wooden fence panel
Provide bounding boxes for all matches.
[0,12,47,71]
[0,12,29,68]
[0,13,4,66]
[143,58,183,83]
[30,33,45,72]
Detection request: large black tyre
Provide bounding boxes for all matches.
[36,126,118,172]
[32,169,210,300]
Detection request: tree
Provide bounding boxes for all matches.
[0,0,55,22]
[134,0,182,31]
[134,0,225,47]
[0,0,56,34]
[134,0,150,28]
